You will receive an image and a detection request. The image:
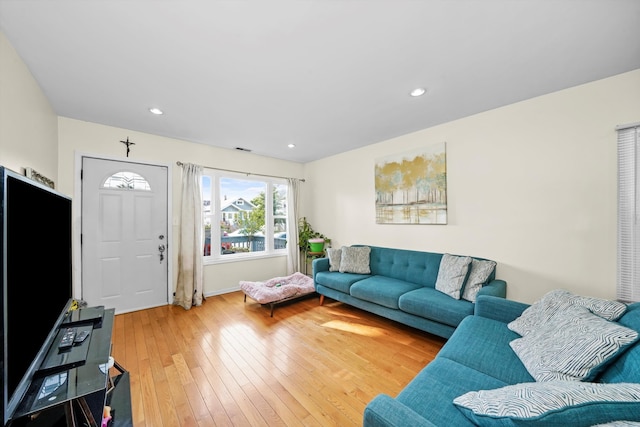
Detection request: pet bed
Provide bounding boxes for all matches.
[239,272,316,316]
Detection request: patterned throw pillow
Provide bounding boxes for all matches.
[510,304,639,382]
[592,423,640,427]
[434,254,472,300]
[453,381,640,427]
[461,259,497,302]
[326,248,342,272]
[508,289,628,337]
[339,246,371,274]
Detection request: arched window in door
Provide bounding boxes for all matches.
[102,171,151,191]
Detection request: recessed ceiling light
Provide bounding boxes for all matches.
[149,107,164,115]
[288,143,296,148]
[410,88,426,97]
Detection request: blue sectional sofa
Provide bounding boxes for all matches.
[363,294,640,427]
[312,245,506,339]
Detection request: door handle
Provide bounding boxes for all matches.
[158,244,166,263]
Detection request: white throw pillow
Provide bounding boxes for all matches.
[339,246,371,274]
[510,304,639,382]
[453,381,640,427]
[326,247,342,272]
[509,289,628,337]
[461,259,496,302]
[435,254,472,299]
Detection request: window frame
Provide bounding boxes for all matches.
[202,169,289,264]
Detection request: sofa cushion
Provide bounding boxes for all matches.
[326,247,342,272]
[597,302,640,383]
[339,245,371,274]
[453,381,640,427]
[435,254,472,299]
[395,357,509,427]
[437,316,535,385]
[398,287,475,328]
[350,276,422,309]
[314,271,369,294]
[509,289,628,337]
[510,304,639,382]
[461,259,497,302]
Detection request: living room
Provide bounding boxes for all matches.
[3,33,639,306]
[1,2,640,426]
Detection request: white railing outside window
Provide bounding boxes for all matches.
[202,169,288,262]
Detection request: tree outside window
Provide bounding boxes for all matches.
[201,171,288,259]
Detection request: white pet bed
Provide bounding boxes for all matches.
[239,272,316,316]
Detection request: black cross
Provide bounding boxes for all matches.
[120,137,135,157]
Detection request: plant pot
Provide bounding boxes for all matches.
[308,238,325,253]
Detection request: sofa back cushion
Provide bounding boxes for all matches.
[598,302,640,383]
[363,245,496,288]
[366,246,442,286]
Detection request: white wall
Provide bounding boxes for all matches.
[303,69,640,304]
[0,31,58,180]
[5,27,640,306]
[57,118,304,297]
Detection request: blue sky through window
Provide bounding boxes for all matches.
[201,176,265,206]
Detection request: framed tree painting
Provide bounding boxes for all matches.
[375,142,447,224]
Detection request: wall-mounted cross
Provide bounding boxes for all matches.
[120,137,135,157]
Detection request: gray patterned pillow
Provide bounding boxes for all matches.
[461,259,497,302]
[509,289,628,337]
[510,304,639,382]
[326,248,342,272]
[435,254,472,299]
[339,246,371,274]
[453,381,640,426]
[593,423,640,426]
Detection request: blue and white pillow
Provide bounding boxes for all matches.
[509,289,628,337]
[461,259,496,302]
[453,381,640,427]
[435,254,472,300]
[510,304,638,382]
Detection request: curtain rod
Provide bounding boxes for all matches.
[176,161,305,182]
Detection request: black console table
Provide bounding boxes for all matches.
[9,307,132,427]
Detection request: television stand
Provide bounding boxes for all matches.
[9,307,132,427]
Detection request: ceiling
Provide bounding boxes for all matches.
[1,1,639,163]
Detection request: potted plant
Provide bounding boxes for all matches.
[298,217,330,254]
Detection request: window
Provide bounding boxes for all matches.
[617,122,640,303]
[202,170,288,260]
[102,171,150,190]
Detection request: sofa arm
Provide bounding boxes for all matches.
[474,294,529,323]
[312,257,329,281]
[363,394,439,427]
[477,279,507,298]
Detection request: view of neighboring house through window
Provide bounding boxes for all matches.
[202,170,288,259]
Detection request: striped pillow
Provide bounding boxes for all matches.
[510,304,639,382]
[508,289,628,337]
[453,381,640,427]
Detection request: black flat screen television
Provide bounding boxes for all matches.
[0,166,73,425]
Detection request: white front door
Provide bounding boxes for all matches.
[81,157,169,313]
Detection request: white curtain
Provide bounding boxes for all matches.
[174,163,204,310]
[287,178,301,274]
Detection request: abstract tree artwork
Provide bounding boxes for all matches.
[374,142,447,224]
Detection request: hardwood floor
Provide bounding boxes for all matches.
[110,291,446,427]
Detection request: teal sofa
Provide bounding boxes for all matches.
[312,245,506,339]
[363,295,640,427]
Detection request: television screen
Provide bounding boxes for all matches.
[0,167,73,425]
